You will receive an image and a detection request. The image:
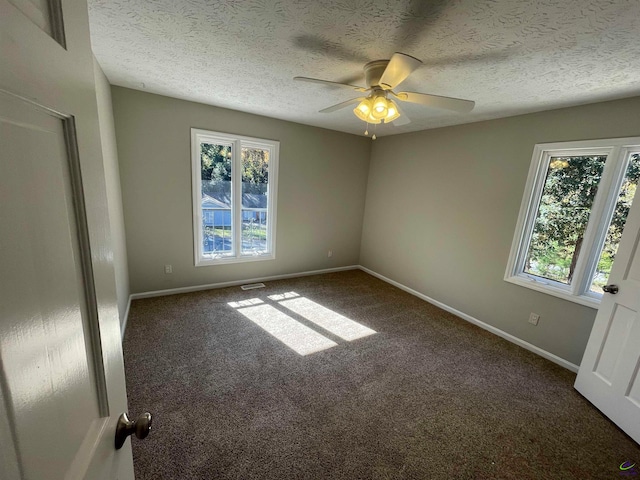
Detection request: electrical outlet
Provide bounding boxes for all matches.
[328,250,333,258]
[528,313,540,326]
[164,264,173,274]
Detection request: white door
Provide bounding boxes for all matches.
[575,168,640,444]
[0,1,136,478]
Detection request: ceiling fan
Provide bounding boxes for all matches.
[294,52,475,134]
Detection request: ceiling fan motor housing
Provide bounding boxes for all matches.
[364,60,390,88]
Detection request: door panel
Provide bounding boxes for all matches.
[0,0,134,478]
[0,87,103,479]
[575,176,640,443]
[628,363,640,405]
[7,0,53,35]
[593,305,635,384]
[6,0,65,46]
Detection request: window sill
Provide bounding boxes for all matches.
[504,275,600,309]
[196,253,275,267]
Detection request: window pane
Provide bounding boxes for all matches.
[241,146,269,255]
[524,155,607,284]
[590,153,640,293]
[201,142,233,257]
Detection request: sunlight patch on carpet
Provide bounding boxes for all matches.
[269,292,376,341]
[229,298,337,355]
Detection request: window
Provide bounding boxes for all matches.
[191,129,278,266]
[505,138,640,307]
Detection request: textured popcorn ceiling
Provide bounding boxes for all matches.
[88,0,640,137]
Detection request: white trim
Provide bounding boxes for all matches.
[120,296,132,341]
[129,265,359,300]
[531,137,640,151]
[231,137,241,257]
[266,142,278,261]
[505,137,640,307]
[359,266,580,372]
[570,146,623,296]
[196,252,276,266]
[191,128,279,267]
[504,276,599,309]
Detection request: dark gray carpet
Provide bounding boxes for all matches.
[123,270,640,479]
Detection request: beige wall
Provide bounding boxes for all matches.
[111,82,640,365]
[94,61,130,330]
[360,96,640,366]
[112,87,371,293]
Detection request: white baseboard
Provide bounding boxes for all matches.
[122,265,358,339]
[358,266,580,373]
[121,265,357,339]
[128,265,360,301]
[121,296,131,341]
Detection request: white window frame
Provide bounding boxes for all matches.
[191,128,279,267]
[505,137,640,308]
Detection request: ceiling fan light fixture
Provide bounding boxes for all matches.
[366,114,382,124]
[353,97,373,121]
[384,100,400,123]
[353,95,399,125]
[371,94,389,120]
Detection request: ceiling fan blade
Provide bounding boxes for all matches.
[294,76,367,92]
[393,91,475,113]
[319,97,365,113]
[391,103,411,126]
[393,114,411,126]
[378,53,422,90]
